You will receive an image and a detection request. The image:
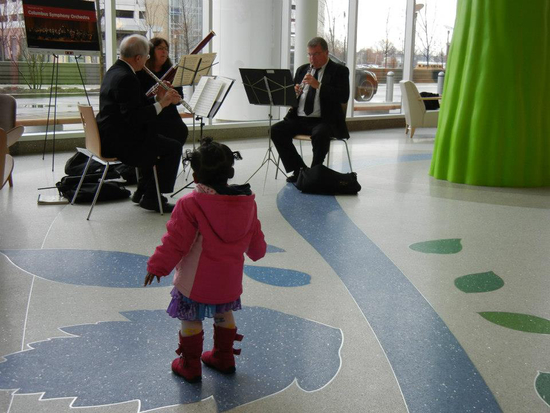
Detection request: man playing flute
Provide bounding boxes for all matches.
[96,34,182,212]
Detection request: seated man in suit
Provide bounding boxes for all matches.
[96,34,182,212]
[271,37,350,182]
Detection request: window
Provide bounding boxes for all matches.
[354,0,406,116]
[413,0,457,90]
[116,10,134,19]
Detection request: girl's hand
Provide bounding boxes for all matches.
[144,272,161,286]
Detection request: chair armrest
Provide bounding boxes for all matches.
[6,126,24,147]
[418,96,442,101]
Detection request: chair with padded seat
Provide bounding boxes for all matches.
[0,94,24,189]
[399,80,440,139]
[73,104,164,219]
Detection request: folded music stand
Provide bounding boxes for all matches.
[240,68,297,183]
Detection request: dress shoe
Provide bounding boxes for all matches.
[134,190,168,204]
[139,197,175,213]
[131,189,144,203]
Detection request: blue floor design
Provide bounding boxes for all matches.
[1,246,303,288]
[277,185,501,413]
[0,306,342,412]
[244,266,310,287]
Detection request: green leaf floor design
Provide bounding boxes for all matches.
[479,312,550,334]
[455,271,504,293]
[536,372,550,407]
[409,238,462,254]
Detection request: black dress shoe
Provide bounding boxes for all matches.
[134,190,168,204]
[139,197,175,213]
[131,189,143,203]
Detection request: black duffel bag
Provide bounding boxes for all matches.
[56,175,131,204]
[295,165,361,195]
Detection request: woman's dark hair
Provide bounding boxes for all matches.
[185,137,242,186]
[145,37,172,72]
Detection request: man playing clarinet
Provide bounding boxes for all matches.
[271,37,350,182]
[96,34,182,212]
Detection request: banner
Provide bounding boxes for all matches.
[22,0,100,55]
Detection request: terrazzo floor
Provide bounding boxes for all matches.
[1,128,550,413]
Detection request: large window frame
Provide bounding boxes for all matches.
[5,0,457,136]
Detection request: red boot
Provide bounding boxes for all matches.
[172,330,203,383]
[201,325,243,374]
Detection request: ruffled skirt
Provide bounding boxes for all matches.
[166,287,241,321]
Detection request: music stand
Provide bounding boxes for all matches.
[167,55,214,197]
[240,68,296,183]
[172,53,217,89]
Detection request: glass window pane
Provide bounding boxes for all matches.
[355,0,406,116]
[319,0,349,63]
[413,0,457,95]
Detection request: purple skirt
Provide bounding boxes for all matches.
[166,287,242,321]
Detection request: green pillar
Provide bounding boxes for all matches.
[429,0,550,187]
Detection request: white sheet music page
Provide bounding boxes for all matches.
[208,76,235,118]
[189,76,223,117]
[188,76,209,110]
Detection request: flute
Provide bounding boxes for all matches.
[296,65,313,98]
[143,66,194,114]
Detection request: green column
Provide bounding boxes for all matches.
[429,0,550,187]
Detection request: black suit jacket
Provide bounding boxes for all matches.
[96,60,158,158]
[286,59,350,139]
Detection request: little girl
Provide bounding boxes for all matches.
[144,138,267,383]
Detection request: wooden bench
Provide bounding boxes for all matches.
[15,103,400,128]
[16,112,194,127]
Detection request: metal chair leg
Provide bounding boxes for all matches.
[71,156,93,205]
[343,140,353,172]
[153,165,163,215]
[87,162,110,220]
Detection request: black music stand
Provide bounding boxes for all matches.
[240,68,296,183]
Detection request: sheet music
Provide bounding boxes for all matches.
[188,76,224,117]
[208,76,235,118]
[193,53,217,84]
[172,53,217,87]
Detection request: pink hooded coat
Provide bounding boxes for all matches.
[147,191,266,304]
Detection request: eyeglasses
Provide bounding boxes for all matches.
[307,52,324,58]
[157,46,169,51]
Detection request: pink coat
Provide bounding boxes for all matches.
[147,191,266,304]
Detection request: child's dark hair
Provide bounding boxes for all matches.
[184,137,242,186]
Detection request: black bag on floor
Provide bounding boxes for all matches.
[65,152,132,183]
[65,152,105,175]
[56,175,131,204]
[295,165,361,195]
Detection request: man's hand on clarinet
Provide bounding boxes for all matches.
[302,73,320,89]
